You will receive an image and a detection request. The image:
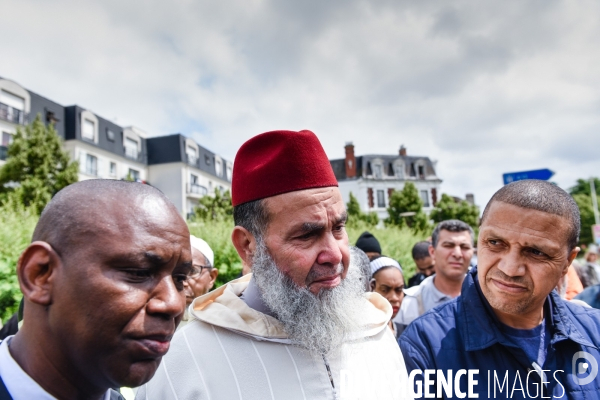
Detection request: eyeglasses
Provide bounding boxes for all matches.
[188,265,213,279]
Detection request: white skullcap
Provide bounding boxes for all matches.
[370,256,402,277]
[190,235,214,266]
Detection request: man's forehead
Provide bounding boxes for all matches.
[265,187,344,215]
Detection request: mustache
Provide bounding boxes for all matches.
[488,269,531,287]
[305,263,344,286]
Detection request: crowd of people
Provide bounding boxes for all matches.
[0,129,599,399]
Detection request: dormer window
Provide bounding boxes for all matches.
[82,119,95,141]
[205,155,211,165]
[226,165,232,181]
[186,145,198,165]
[394,161,405,179]
[387,163,394,176]
[366,162,372,176]
[215,159,223,176]
[373,164,383,179]
[124,137,139,159]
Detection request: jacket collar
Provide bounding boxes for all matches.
[459,267,597,351]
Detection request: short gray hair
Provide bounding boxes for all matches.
[233,199,270,238]
[431,220,474,248]
[480,180,580,250]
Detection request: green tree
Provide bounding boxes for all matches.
[430,193,479,229]
[568,178,600,246]
[346,192,378,227]
[194,189,233,221]
[0,115,79,214]
[385,182,430,232]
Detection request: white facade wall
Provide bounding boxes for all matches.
[339,178,441,220]
[148,162,232,217]
[63,140,148,182]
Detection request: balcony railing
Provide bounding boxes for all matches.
[187,183,208,196]
[123,147,146,163]
[0,103,25,124]
[0,146,7,161]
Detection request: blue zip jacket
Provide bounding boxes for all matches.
[398,267,600,399]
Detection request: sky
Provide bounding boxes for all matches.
[2,0,599,209]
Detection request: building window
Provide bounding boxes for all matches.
[215,159,222,176]
[2,132,13,147]
[0,90,25,124]
[186,146,198,165]
[106,129,116,142]
[109,162,117,177]
[226,165,232,181]
[85,154,98,176]
[420,190,430,207]
[373,164,383,179]
[128,168,140,181]
[366,162,372,176]
[418,165,425,179]
[205,155,211,165]
[410,163,416,177]
[82,119,95,141]
[377,190,385,208]
[394,163,405,179]
[387,163,395,176]
[124,138,139,160]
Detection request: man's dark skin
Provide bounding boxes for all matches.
[8,181,192,400]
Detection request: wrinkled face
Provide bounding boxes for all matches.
[261,187,349,295]
[414,256,435,277]
[477,201,575,319]
[51,196,192,388]
[184,248,214,305]
[431,229,473,281]
[373,267,405,319]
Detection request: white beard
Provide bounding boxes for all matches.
[252,239,369,355]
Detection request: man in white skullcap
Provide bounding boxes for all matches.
[181,236,218,324]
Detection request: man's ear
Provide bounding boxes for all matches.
[17,241,61,306]
[208,267,219,290]
[565,246,581,276]
[428,244,435,259]
[231,226,257,268]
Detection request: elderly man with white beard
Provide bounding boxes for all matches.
[136,130,413,400]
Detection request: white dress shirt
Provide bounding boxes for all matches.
[0,336,110,400]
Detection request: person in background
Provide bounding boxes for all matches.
[355,231,382,260]
[370,256,407,338]
[180,236,218,326]
[407,241,435,288]
[394,220,474,326]
[399,180,600,398]
[0,180,192,400]
[574,245,600,287]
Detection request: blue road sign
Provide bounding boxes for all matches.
[502,169,554,185]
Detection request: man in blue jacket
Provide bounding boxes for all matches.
[399,180,600,399]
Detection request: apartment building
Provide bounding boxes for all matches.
[0,77,231,217]
[330,143,442,220]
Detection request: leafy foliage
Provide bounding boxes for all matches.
[385,182,431,232]
[0,115,79,214]
[188,219,242,287]
[194,189,233,221]
[568,178,600,246]
[346,192,378,227]
[0,204,37,321]
[347,221,427,281]
[430,193,479,229]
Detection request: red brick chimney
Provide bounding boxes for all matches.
[399,145,407,156]
[345,142,356,178]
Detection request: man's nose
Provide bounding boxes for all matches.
[147,276,185,319]
[316,232,343,267]
[451,245,463,259]
[496,248,525,277]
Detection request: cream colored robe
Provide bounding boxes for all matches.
[136,275,413,400]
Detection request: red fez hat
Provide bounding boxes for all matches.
[232,130,338,206]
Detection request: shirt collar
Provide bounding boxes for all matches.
[0,336,111,400]
[459,267,597,351]
[239,277,277,318]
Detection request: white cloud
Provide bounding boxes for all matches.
[1,0,599,209]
